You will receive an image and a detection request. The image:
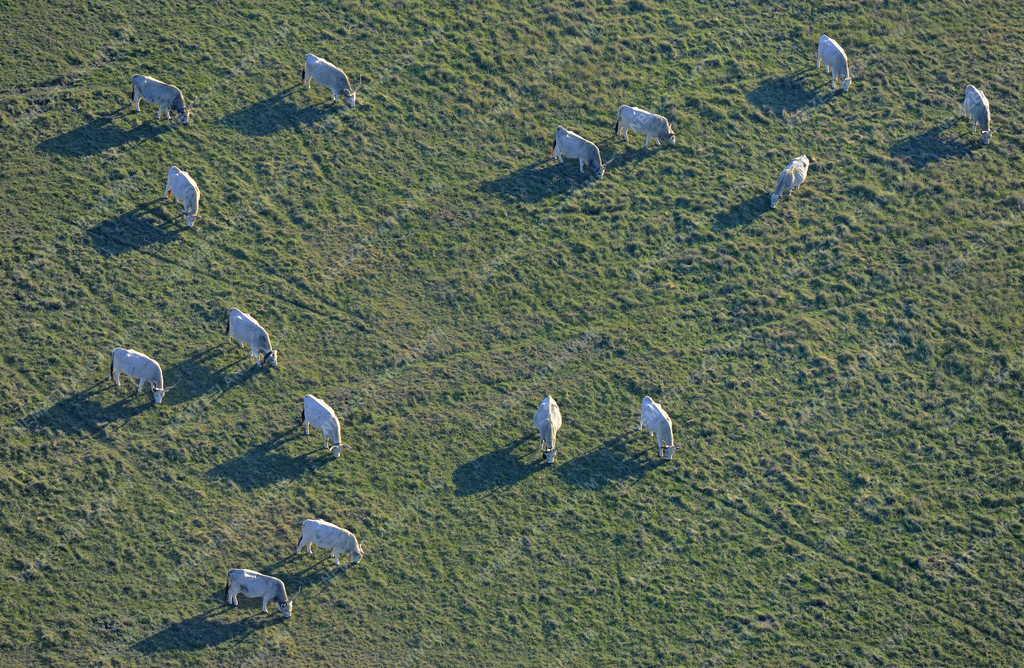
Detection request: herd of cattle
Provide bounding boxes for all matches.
[109,33,995,617]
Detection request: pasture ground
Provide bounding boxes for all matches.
[2,1,1023,665]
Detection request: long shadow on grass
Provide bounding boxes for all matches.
[282,556,356,590]
[714,192,770,230]
[87,200,184,256]
[37,112,171,157]
[133,607,283,654]
[480,159,598,203]
[162,346,263,407]
[208,429,330,490]
[453,434,542,496]
[746,70,831,116]
[20,380,151,438]
[556,433,665,490]
[890,119,976,169]
[219,86,344,136]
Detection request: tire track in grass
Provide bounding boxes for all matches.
[703,486,1024,653]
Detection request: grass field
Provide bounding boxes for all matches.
[2,0,1024,665]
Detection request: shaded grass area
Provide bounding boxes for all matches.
[1,0,1024,665]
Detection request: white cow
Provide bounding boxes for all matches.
[961,85,991,145]
[226,308,278,368]
[551,126,604,178]
[224,569,293,618]
[165,166,200,227]
[296,519,364,565]
[639,396,675,460]
[301,394,345,457]
[817,35,852,92]
[771,155,810,208]
[615,105,676,148]
[303,54,356,107]
[110,347,169,404]
[533,395,563,464]
[131,75,191,124]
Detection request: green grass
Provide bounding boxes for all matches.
[2,0,1023,665]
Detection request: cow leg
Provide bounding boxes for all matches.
[137,379,145,394]
[644,135,650,149]
[227,584,239,606]
[261,596,270,614]
[332,549,341,566]
[578,159,585,174]
[305,421,310,436]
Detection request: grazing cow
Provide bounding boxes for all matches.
[551,126,604,178]
[615,105,676,148]
[639,396,675,459]
[771,155,810,208]
[131,75,191,124]
[226,308,278,368]
[533,395,562,464]
[224,569,293,618]
[301,394,344,457]
[165,166,200,227]
[296,519,364,566]
[961,85,991,145]
[110,347,169,404]
[303,54,356,107]
[817,35,852,92]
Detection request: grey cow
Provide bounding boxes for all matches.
[615,105,675,148]
[303,54,356,107]
[131,75,191,124]
[551,126,604,178]
[224,569,293,618]
[961,85,991,145]
[817,35,852,92]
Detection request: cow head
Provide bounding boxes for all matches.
[982,130,992,145]
[544,447,557,464]
[152,387,166,404]
[343,88,356,108]
[663,127,677,145]
[662,444,676,460]
[841,77,852,92]
[770,192,781,209]
[179,108,192,125]
[262,349,280,369]
[353,544,364,564]
[278,599,293,618]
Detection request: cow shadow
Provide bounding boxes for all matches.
[133,607,283,654]
[556,433,666,490]
[87,200,184,256]
[714,192,770,229]
[480,158,599,203]
[162,347,263,407]
[747,71,829,116]
[219,86,344,136]
[602,139,670,172]
[889,119,976,169]
[37,112,171,157]
[20,380,152,438]
[452,434,543,496]
[282,556,356,590]
[208,429,331,490]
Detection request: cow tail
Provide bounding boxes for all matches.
[614,118,619,136]
[295,531,304,552]
[224,577,229,602]
[299,407,305,426]
[224,318,230,336]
